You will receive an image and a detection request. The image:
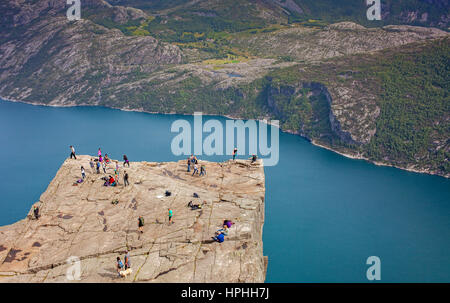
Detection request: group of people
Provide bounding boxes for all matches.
[187,154,207,177]
[116,250,131,277]
[69,146,130,187]
[213,219,235,243]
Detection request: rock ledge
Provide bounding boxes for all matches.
[0,155,266,282]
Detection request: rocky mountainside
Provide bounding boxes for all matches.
[0,156,266,282]
[0,0,448,177]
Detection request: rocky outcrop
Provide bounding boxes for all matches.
[0,156,266,282]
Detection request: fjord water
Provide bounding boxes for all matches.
[0,99,449,282]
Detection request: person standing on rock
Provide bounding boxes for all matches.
[168,208,174,225]
[33,206,39,220]
[81,166,86,179]
[199,164,206,176]
[98,148,102,157]
[124,251,131,270]
[89,159,95,173]
[232,147,237,161]
[96,161,101,174]
[70,145,77,159]
[192,163,199,176]
[187,157,191,172]
[124,171,129,186]
[138,216,144,233]
[116,256,124,277]
[123,155,130,167]
[102,161,107,174]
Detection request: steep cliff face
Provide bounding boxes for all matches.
[0,156,266,282]
[266,80,378,146]
[262,38,449,177]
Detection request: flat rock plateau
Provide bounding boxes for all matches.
[0,155,266,282]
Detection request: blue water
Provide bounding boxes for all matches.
[0,99,449,282]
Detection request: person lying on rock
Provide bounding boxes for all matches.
[188,201,202,210]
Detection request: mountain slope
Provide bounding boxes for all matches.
[0,0,448,177]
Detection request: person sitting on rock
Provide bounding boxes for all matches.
[108,175,116,186]
[216,225,229,236]
[223,220,234,228]
[213,231,225,243]
[250,154,257,163]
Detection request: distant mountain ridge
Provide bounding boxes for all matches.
[0,0,448,177]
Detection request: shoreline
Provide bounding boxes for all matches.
[1,96,447,179]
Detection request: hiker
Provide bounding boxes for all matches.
[124,171,129,186]
[89,159,95,173]
[224,220,234,228]
[123,155,130,167]
[192,163,199,176]
[102,161,107,174]
[124,251,131,270]
[99,155,103,163]
[70,145,77,159]
[168,208,174,224]
[81,166,86,179]
[104,154,110,164]
[138,216,144,233]
[187,157,191,172]
[115,161,119,171]
[98,148,102,157]
[193,156,198,164]
[199,164,206,176]
[116,257,124,277]
[33,206,39,220]
[213,232,225,243]
[188,201,202,210]
[250,154,257,163]
[96,161,101,174]
[232,148,237,160]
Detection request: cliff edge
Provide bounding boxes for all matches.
[0,155,266,282]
